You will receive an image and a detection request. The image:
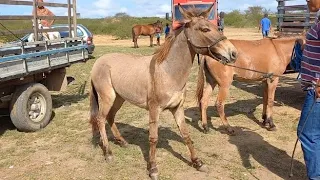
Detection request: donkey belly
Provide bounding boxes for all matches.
[107,55,151,109]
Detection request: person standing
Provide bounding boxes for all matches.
[165,23,170,38]
[259,13,271,38]
[297,0,320,179]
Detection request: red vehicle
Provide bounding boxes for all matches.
[170,0,219,30]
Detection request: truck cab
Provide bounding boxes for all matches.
[171,0,219,30]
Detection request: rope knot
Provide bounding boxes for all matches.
[263,73,274,81]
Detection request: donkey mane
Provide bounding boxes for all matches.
[153,24,184,64]
[153,7,213,64]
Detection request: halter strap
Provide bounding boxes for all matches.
[184,28,227,63]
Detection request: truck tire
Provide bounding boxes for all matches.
[10,83,52,132]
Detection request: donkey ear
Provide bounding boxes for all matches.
[199,3,215,19]
[178,3,193,20]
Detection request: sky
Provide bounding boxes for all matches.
[0,0,307,18]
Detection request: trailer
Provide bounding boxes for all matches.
[169,0,220,30]
[276,0,317,35]
[0,0,89,132]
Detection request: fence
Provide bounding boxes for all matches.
[277,0,316,34]
[0,0,77,41]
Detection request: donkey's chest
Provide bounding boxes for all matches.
[161,86,186,109]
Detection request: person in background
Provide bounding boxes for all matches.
[155,26,161,46]
[165,23,170,38]
[297,0,320,179]
[259,13,271,38]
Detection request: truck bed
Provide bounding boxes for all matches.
[0,37,88,82]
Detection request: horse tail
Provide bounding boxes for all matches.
[89,80,99,133]
[196,56,206,105]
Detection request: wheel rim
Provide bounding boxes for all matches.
[27,92,46,123]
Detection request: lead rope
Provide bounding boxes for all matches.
[289,94,317,177]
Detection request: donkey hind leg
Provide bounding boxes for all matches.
[216,87,235,135]
[107,96,128,147]
[200,81,216,133]
[170,105,208,173]
[148,107,160,180]
[97,87,117,162]
[262,81,268,122]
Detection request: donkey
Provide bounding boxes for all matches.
[132,20,163,48]
[89,4,237,180]
[196,37,299,134]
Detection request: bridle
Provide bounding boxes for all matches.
[184,28,228,64]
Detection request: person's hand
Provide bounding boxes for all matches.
[316,79,320,98]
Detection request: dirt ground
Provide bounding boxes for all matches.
[93,27,267,47]
[0,28,308,180]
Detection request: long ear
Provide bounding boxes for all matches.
[199,3,215,19]
[178,3,193,20]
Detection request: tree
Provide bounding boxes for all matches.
[114,12,130,18]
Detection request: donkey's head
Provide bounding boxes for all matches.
[178,3,237,63]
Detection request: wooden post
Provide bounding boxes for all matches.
[67,0,72,38]
[72,0,77,37]
[277,0,285,31]
[32,0,39,41]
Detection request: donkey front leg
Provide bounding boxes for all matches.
[170,105,208,173]
[148,107,160,180]
[262,78,279,131]
[150,35,154,47]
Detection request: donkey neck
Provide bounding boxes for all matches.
[158,30,196,85]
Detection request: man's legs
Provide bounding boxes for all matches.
[298,89,320,179]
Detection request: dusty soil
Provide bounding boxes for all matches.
[93,27,269,47]
[0,28,307,180]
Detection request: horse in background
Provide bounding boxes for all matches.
[28,19,61,42]
[196,37,301,134]
[132,20,163,48]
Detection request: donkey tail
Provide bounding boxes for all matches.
[196,56,206,105]
[89,80,99,133]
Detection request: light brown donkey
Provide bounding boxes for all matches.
[197,37,299,134]
[89,4,238,180]
[306,0,320,12]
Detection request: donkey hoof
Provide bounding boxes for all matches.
[120,141,129,148]
[203,126,210,134]
[149,167,158,180]
[268,126,277,131]
[198,164,209,173]
[105,155,113,162]
[149,173,159,180]
[192,158,208,172]
[227,128,236,136]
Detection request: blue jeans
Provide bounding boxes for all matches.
[298,89,320,180]
[262,30,269,37]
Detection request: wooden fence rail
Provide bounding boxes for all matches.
[0,0,77,41]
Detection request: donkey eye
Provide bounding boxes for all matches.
[201,28,211,32]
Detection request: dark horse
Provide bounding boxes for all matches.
[132,20,163,48]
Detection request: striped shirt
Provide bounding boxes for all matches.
[300,19,320,90]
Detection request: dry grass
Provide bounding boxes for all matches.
[0,30,308,180]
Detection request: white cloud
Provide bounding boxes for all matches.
[160,4,171,13]
[119,7,128,13]
[93,0,112,9]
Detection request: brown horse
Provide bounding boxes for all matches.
[132,20,163,48]
[307,0,320,12]
[196,37,300,134]
[89,4,237,180]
